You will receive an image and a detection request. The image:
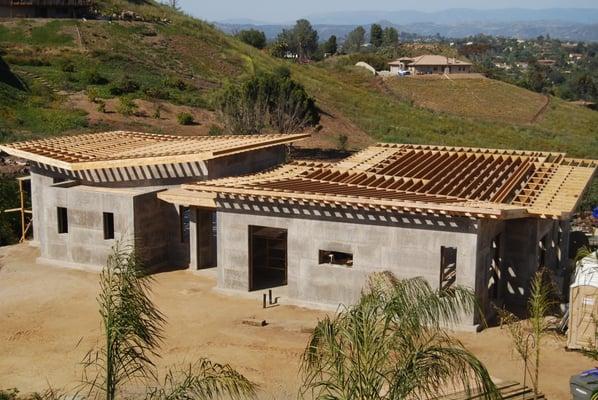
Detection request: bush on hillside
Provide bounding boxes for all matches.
[109,75,140,96]
[237,29,267,49]
[116,96,137,116]
[81,69,108,85]
[216,70,319,134]
[176,112,194,125]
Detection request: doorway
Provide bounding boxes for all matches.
[249,226,287,291]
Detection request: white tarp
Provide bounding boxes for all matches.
[572,251,598,289]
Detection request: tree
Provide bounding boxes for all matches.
[322,35,338,55]
[82,242,256,400]
[382,27,399,47]
[300,273,499,400]
[237,29,267,50]
[166,0,179,10]
[498,270,556,399]
[344,26,366,53]
[292,19,319,61]
[370,24,383,48]
[216,71,319,134]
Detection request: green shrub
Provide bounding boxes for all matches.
[208,125,223,136]
[337,133,349,150]
[86,86,100,103]
[216,71,319,134]
[163,77,187,91]
[177,112,194,125]
[60,60,76,73]
[81,69,108,85]
[143,86,170,100]
[0,388,18,400]
[236,29,267,49]
[109,75,139,96]
[116,96,137,116]
[152,105,162,119]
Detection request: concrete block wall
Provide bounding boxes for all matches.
[33,172,136,269]
[208,200,481,324]
[133,190,190,268]
[208,145,287,179]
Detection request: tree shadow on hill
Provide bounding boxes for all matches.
[0,55,28,91]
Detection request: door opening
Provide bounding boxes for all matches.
[249,226,287,291]
[197,210,217,269]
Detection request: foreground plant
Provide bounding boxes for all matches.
[498,269,557,399]
[83,242,256,400]
[300,273,499,400]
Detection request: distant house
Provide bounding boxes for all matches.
[389,55,473,76]
[0,0,91,18]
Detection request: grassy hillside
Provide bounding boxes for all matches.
[0,0,597,158]
[384,76,548,124]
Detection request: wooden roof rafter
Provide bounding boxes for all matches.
[166,143,596,220]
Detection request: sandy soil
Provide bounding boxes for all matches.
[0,244,594,399]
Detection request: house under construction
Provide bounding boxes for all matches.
[0,0,92,18]
[0,131,307,268]
[1,133,596,329]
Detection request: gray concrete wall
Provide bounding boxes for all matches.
[33,171,136,269]
[28,145,288,269]
[133,191,190,268]
[474,219,506,318]
[204,199,481,325]
[207,145,287,180]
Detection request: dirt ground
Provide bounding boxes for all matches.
[67,93,373,151]
[0,244,593,399]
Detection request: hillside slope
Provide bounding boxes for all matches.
[0,0,596,158]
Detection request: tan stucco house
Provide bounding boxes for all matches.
[389,55,473,75]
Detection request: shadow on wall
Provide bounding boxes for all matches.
[0,54,27,91]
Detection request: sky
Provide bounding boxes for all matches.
[177,0,598,23]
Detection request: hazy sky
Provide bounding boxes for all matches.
[177,0,597,22]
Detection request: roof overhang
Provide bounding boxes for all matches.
[0,132,310,172]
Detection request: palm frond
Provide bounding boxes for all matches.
[300,273,496,400]
[145,359,257,400]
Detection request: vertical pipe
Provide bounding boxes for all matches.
[262,294,267,309]
[19,179,25,242]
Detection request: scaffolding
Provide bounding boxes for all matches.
[3,176,32,243]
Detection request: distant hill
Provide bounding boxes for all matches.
[0,0,597,158]
[216,8,598,42]
[304,8,598,25]
[216,21,598,42]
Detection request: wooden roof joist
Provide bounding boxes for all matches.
[163,143,596,220]
[0,131,310,171]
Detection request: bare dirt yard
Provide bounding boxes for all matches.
[0,244,594,399]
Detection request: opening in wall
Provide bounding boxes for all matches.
[319,250,353,267]
[57,207,68,234]
[440,246,457,291]
[103,212,115,240]
[179,206,190,243]
[249,226,287,291]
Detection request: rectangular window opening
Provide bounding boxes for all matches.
[319,250,353,267]
[57,207,68,234]
[103,212,115,240]
[440,246,457,291]
[180,206,190,243]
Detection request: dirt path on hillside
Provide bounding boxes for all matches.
[0,244,592,399]
[531,95,551,123]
